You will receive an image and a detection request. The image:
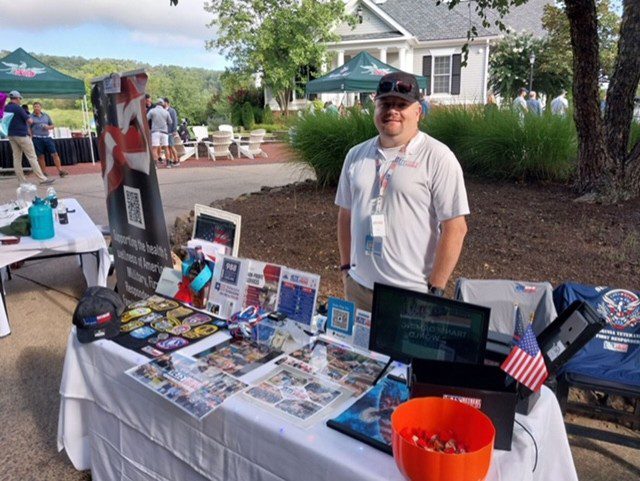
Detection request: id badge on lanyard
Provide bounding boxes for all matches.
[366,147,404,255]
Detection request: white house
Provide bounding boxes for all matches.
[266,0,549,110]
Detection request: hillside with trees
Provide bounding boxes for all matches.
[0,50,223,125]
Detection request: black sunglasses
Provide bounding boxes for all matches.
[377,79,414,95]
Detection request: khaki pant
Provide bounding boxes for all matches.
[8,135,47,184]
[345,274,374,312]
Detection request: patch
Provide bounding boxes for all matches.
[597,289,640,330]
[151,317,181,333]
[141,345,164,357]
[120,320,144,333]
[182,324,218,339]
[121,307,152,323]
[138,312,163,324]
[149,298,180,311]
[81,311,113,326]
[148,332,170,344]
[167,307,194,320]
[156,336,189,351]
[170,324,192,336]
[182,313,212,326]
[129,326,157,339]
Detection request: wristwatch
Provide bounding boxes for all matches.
[427,283,444,297]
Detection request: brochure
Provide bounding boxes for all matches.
[327,376,409,454]
[207,255,249,319]
[277,267,320,326]
[244,260,282,312]
[243,363,351,428]
[352,309,372,352]
[127,352,247,419]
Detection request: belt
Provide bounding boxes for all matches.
[33,136,51,138]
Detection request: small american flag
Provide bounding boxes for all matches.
[512,304,526,345]
[501,324,548,392]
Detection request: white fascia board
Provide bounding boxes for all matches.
[358,0,413,38]
[326,38,411,48]
[413,35,501,48]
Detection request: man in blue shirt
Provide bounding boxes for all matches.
[31,102,69,178]
[164,98,180,167]
[5,91,52,185]
[526,91,542,116]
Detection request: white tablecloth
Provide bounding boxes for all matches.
[58,331,579,481]
[0,198,110,337]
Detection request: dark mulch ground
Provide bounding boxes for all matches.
[172,177,640,302]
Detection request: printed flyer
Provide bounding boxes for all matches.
[277,267,320,326]
[127,352,247,419]
[243,363,351,428]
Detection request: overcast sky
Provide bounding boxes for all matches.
[1,0,228,70]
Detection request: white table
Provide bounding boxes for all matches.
[58,330,579,481]
[0,198,110,337]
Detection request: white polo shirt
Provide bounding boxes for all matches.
[335,131,469,292]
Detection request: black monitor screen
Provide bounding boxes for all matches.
[370,283,490,364]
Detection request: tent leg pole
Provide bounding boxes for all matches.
[83,95,96,165]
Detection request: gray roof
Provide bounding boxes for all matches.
[344,0,550,42]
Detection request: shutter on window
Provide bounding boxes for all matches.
[451,54,462,95]
[422,56,432,95]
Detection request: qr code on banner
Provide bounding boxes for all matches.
[124,186,145,229]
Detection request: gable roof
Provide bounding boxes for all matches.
[341,0,550,42]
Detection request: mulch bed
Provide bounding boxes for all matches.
[172,176,640,302]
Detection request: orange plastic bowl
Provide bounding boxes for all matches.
[391,397,495,481]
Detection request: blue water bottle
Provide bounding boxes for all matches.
[29,197,55,240]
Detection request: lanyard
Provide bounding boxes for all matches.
[374,144,406,213]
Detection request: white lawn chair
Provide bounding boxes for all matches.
[234,129,269,159]
[180,125,212,162]
[206,132,234,160]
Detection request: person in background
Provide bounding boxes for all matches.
[30,102,69,177]
[164,98,180,167]
[178,118,190,143]
[550,90,569,116]
[146,98,172,167]
[526,91,542,116]
[512,88,528,113]
[5,91,52,185]
[420,93,430,117]
[324,101,339,115]
[335,72,469,311]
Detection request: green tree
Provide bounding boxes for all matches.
[444,0,640,201]
[489,33,571,99]
[542,0,620,88]
[205,0,348,113]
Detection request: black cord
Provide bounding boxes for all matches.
[515,419,538,473]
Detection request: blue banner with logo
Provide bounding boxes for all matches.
[553,282,640,386]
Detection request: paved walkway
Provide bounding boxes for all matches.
[0,143,313,226]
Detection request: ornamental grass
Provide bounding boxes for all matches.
[289,104,582,187]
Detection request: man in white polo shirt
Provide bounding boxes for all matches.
[335,72,469,311]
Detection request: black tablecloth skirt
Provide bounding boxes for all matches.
[0,137,100,168]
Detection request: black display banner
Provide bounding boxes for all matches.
[91,70,172,304]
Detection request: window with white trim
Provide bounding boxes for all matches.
[433,56,451,94]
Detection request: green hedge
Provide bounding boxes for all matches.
[288,106,579,186]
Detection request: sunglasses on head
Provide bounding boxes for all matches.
[377,79,414,95]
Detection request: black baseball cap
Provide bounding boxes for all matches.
[73,286,125,343]
[376,72,420,104]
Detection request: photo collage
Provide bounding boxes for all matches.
[243,364,351,428]
[194,338,283,377]
[127,353,247,419]
[283,340,389,395]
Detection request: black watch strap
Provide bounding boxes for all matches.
[428,283,444,297]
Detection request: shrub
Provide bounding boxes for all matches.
[263,105,274,124]
[241,102,255,130]
[253,106,264,124]
[288,105,578,186]
[289,109,377,186]
[231,105,242,127]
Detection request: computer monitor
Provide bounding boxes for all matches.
[370,283,490,364]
